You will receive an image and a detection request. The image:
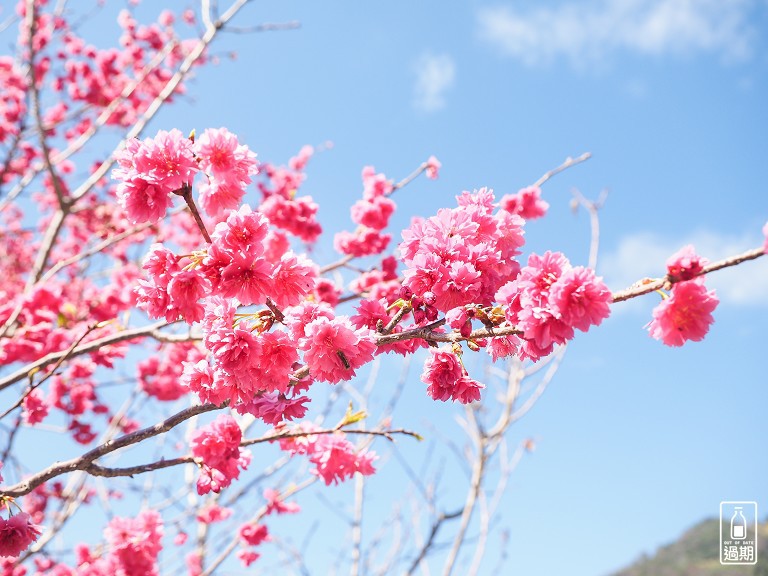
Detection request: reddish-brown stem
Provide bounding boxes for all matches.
[264,297,285,324]
[177,184,212,243]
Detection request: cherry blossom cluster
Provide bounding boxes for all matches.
[190,414,251,495]
[498,185,549,220]
[400,187,526,312]
[175,486,298,571]
[0,501,40,560]
[113,127,257,224]
[334,166,397,257]
[276,423,377,485]
[646,245,719,346]
[421,345,485,403]
[257,145,323,243]
[25,510,163,575]
[495,251,613,361]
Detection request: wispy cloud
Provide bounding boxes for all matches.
[477,0,756,67]
[412,52,455,113]
[600,229,768,308]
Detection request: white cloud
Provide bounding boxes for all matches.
[477,0,755,67]
[600,229,768,308]
[413,52,455,113]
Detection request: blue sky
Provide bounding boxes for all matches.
[13,0,768,574]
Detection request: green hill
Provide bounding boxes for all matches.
[610,518,768,576]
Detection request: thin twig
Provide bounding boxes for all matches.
[534,152,591,188]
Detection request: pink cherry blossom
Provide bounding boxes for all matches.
[139,342,203,401]
[195,127,258,187]
[129,129,198,192]
[263,488,300,515]
[274,424,377,485]
[198,177,246,218]
[452,375,485,404]
[181,359,231,406]
[219,251,273,306]
[284,301,336,341]
[259,194,322,243]
[196,504,232,524]
[235,392,309,425]
[549,266,612,332]
[253,330,299,394]
[487,331,520,361]
[210,204,269,258]
[112,129,198,223]
[299,317,377,384]
[103,510,163,576]
[191,414,251,495]
[499,185,548,220]
[310,434,378,485]
[647,278,718,347]
[421,347,466,403]
[268,252,317,308]
[400,188,524,312]
[166,269,211,324]
[0,513,41,558]
[115,176,172,223]
[425,155,441,179]
[239,523,269,546]
[237,550,261,567]
[666,244,706,282]
[350,195,396,230]
[334,227,392,257]
[289,144,314,171]
[22,389,49,425]
[361,166,393,200]
[312,277,342,307]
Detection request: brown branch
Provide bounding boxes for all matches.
[611,246,765,303]
[84,457,193,478]
[0,402,220,497]
[380,303,411,335]
[0,321,104,420]
[177,183,212,243]
[406,509,463,575]
[319,254,353,274]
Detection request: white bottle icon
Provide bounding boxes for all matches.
[731,507,747,540]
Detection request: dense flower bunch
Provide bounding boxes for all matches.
[495,251,613,361]
[276,423,377,485]
[647,245,719,346]
[0,511,41,559]
[400,188,526,312]
[190,414,251,495]
[499,185,549,220]
[29,510,164,575]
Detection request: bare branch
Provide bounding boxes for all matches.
[534,152,591,188]
[0,402,221,497]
